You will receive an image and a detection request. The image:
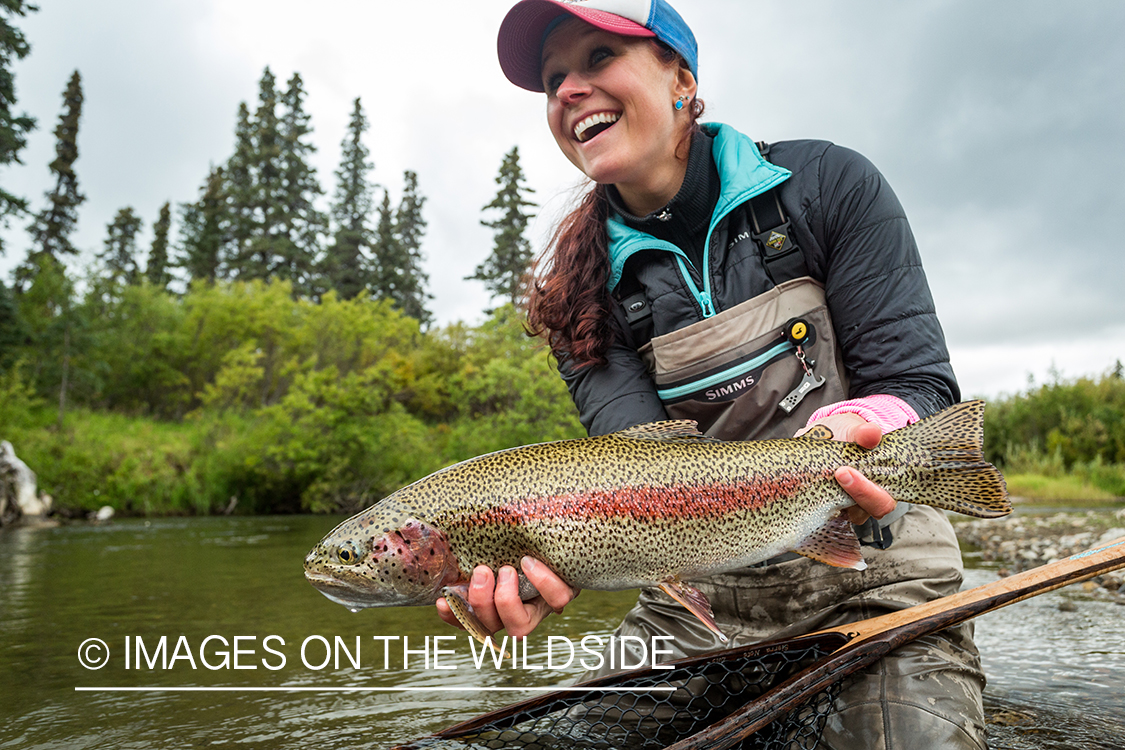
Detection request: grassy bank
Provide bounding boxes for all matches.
[1004,472,1124,506]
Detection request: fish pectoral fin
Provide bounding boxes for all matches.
[793,514,867,570]
[800,424,835,440]
[440,587,511,659]
[658,578,729,643]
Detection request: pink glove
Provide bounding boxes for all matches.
[805,394,919,435]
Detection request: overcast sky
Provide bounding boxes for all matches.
[1,0,1123,399]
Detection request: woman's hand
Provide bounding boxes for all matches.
[796,412,897,524]
[436,557,579,639]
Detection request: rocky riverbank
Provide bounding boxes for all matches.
[952,506,1125,599]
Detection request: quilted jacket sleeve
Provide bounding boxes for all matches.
[804,143,960,418]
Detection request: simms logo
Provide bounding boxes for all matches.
[705,373,756,401]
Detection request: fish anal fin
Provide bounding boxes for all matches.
[617,421,719,443]
[800,425,835,440]
[441,586,511,659]
[659,578,729,643]
[794,514,867,570]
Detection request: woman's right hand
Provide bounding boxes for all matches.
[436,557,579,639]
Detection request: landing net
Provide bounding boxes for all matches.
[394,632,849,750]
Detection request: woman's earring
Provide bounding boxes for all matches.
[675,96,688,111]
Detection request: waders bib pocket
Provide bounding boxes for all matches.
[639,277,848,441]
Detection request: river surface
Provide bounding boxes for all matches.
[1,514,1122,749]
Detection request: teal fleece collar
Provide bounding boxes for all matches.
[605,123,791,292]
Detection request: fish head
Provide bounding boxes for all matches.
[304,510,461,610]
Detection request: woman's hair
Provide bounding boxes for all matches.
[526,40,704,370]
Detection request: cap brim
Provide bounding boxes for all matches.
[498,0,655,92]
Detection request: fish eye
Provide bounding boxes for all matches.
[336,543,361,565]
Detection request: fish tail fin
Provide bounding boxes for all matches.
[875,400,1011,519]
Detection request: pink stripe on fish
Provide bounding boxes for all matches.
[456,476,811,528]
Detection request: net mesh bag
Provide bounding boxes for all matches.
[396,633,849,750]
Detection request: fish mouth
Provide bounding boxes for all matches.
[304,568,421,609]
[574,111,620,143]
[304,570,378,609]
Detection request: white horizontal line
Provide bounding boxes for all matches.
[75,686,676,693]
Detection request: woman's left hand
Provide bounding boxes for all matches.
[795,413,896,524]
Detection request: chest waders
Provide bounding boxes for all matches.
[619,184,909,553]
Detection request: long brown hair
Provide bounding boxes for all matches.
[527,40,705,369]
[526,183,614,368]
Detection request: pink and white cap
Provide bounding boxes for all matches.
[498,0,698,92]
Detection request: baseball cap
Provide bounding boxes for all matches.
[498,0,698,92]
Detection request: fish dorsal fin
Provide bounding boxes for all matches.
[801,424,835,440]
[616,420,719,443]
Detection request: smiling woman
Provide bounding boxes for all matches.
[429,0,993,748]
[539,20,695,215]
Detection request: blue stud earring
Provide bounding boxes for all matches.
[675,97,686,111]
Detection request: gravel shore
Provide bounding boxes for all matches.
[951,505,1125,598]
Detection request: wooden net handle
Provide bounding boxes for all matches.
[821,535,1125,645]
[669,536,1125,750]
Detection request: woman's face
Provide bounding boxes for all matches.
[541,20,695,213]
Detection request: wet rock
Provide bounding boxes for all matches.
[89,505,115,523]
[1058,600,1078,612]
[954,507,1125,585]
[0,441,52,523]
[987,708,1037,726]
[1097,528,1125,546]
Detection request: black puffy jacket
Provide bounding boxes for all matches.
[559,123,959,436]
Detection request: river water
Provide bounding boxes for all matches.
[1,514,1122,749]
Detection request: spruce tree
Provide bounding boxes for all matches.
[276,72,326,296]
[178,166,229,283]
[98,206,143,286]
[468,146,536,308]
[0,0,37,252]
[225,102,255,271]
[392,170,431,324]
[239,67,284,281]
[17,252,77,427]
[222,68,325,295]
[0,279,24,369]
[370,174,432,325]
[146,201,172,289]
[371,190,396,298]
[22,70,85,285]
[324,97,375,300]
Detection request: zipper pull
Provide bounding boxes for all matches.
[698,292,716,318]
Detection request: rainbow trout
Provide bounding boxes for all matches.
[304,400,1009,643]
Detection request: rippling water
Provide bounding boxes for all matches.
[1,514,1122,749]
